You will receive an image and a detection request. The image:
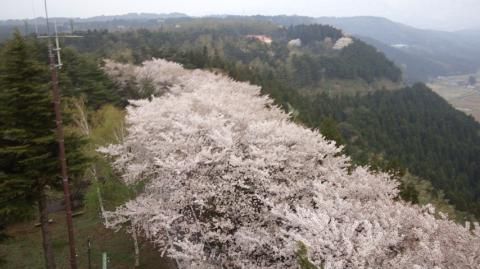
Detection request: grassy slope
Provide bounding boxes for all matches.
[0,212,174,269]
[0,211,175,269]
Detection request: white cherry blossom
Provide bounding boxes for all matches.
[100,59,480,269]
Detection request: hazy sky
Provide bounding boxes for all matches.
[3,0,480,31]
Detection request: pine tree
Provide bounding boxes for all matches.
[0,32,49,237]
[0,32,88,269]
[60,47,122,109]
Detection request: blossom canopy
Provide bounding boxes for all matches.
[100,58,480,269]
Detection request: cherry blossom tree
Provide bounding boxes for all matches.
[100,59,480,269]
[103,59,187,98]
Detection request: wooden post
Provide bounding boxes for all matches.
[38,187,56,269]
[87,238,92,269]
[102,252,108,269]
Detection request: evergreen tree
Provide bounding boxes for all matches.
[60,47,122,109]
[0,32,47,240]
[319,117,344,146]
[0,32,88,269]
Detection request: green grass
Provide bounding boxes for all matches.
[0,207,175,269]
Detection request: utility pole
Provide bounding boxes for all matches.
[43,0,78,268]
[23,20,29,35]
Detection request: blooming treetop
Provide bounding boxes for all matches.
[100,58,480,269]
[103,59,188,97]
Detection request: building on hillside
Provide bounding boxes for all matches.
[391,44,410,49]
[246,35,273,45]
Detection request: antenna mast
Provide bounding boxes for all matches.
[43,0,78,268]
[53,21,63,68]
[31,0,38,35]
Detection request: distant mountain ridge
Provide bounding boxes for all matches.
[0,12,188,25]
[224,15,480,82]
[0,12,189,42]
[2,13,479,82]
[277,16,480,82]
[84,12,188,22]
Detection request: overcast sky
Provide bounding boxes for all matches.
[3,0,480,31]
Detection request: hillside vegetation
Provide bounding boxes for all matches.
[56,19,480,219]
[0,32,159,267]
[99,58,480,268]
[237,15,480,82]
[4,14,479,82]
[312,16,480,82]
[299,85,480,217]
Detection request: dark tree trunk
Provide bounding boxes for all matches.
[38,186,56,269]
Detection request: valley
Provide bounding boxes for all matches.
[429,72,480,122]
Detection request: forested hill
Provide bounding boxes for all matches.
[267,15,480,83]
[3,13,480,82]
[300,84,480,216]
[194,15,480,83]
[49,18,480,220]
[61,21,401,88]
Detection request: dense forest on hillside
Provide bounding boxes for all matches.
[299,85,480,216]
[62,22,401,86]
[51,20,480,219]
